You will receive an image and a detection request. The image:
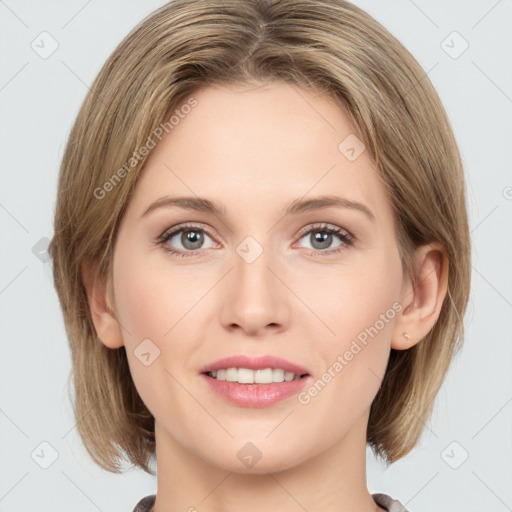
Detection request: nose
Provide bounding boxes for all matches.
[219,243,291,337]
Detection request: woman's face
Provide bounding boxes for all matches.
[110,82,407,472]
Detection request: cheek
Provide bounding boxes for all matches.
[113,248,201,344]
[111,247,215,393]
[115,274,170,342]
[111,263,194,420]
[298,255,402,347]
[298,251,402,402]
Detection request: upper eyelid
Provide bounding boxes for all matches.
[161,222,214,238]
[296,222,352,238]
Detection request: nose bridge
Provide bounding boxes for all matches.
[220,233,289,334]
[234,234,278,305]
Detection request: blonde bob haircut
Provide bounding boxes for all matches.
[49,0,471,474]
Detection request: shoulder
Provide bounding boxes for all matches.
[132,494,156,512]
[372,493,410,512]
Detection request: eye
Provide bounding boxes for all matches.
[157,222,354,258]
[157,223,217,257]
[295,223,354,255]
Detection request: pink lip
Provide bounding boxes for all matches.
[199,355,310,375]
[200,355,311,408]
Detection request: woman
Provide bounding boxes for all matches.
[49,1,471,510]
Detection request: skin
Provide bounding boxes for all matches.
[85,81,448,512]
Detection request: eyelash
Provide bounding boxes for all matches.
[156,222,355,258]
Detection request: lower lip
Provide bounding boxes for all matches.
[201,374,310,408]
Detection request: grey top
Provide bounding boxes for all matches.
[132,493,409,511]
[373,493,410,511]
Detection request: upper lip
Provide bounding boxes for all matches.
[200,355,310,376]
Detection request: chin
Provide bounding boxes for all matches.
[196,439,312,475]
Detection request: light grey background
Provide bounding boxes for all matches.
[1,1,511,511]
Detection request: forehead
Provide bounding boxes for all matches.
[127,82,393,227]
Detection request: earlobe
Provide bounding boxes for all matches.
[81,261,124,349]
[392,243,449,350]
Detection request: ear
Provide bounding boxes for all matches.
[81,260,124,349]
[392,242,449,350]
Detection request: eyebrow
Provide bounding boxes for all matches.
[141,195,375,222]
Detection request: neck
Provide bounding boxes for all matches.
[151,413,385,512]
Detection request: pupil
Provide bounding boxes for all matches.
[183,230,203,249]
[313,231,331,250]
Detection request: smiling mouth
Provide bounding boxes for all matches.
[204,367,309,384]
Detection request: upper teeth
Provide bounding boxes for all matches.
[209,368,302,384]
